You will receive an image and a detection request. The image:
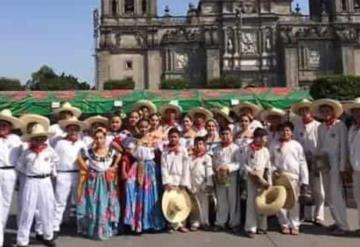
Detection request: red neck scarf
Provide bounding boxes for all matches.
[222,140,232,148]
[302,116,313,125]
[0,134,8,139]
[250,142,263,152]
[167,143,180,154]
[192,149,207,160]
[167,119,177,127]
[325,117,336,128]
[194,122,205,130]
[279,138,291,144]
[30,143,48,154]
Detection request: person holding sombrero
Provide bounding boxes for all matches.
[271,122,309,235]
[291,99,324,226]
[188,107,213,137]
[0,110,22,247]
[312,98,349,235]
[53,117,87,236]
[233,101,263,134]
[345,97,360,233]
[16,123,59,247]
[260,107,286,147]
[49,102,81,147]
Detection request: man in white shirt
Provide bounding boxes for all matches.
[291,99,324,225]
[188,107,213,137]
[312,99,349,235]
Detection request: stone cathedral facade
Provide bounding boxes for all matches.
[95,0,360,89]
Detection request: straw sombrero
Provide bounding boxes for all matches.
[0,109,21,129]
[232,101,262,117]
[343,97,360,115]
[273,172,297,209]
[255,186,287,216]
[23,123,55,141]
[133,100,157,114]
[311,98,343,119]
[19,114,50,134]
[162,189,192,224]
[59,117,86,131]
[84,115,109,129]
[211,107,233,123]
[159,101,182,118]
[53,102,81,118]
[260,108,286,122]
[291,99,313,116]
[188,107,213,121]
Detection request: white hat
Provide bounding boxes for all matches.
[19,114,50,134]
[260,108,286,122]
[0,109,21,129]
[133,100,157,114]
[311,98,343,119]
[232,101,262,117]
[255,186,287,216]
[343,97,360,115]
[291,99,313,116]
[23,123,55,141]
[162,189,192,224]
[84,115,109,129]
[59,117,86,131]
[159,101,183,118]
[53,102,81,118]
[188,107,213,121]
[211,107,233,123]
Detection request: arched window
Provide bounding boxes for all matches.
[142,0,147,13]
[125,0,134,13]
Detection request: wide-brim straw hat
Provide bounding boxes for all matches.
[311,98,343,119]
[59,117,87,131]
[343,97,360,115]
[0,109,21,129]
[133,100,157,114]
[255,186,287,216]
[291,99,313,116]
[159,101,183,118]
[260,108,286,122]
[232,101,262,117]
[211,107,233,123]
[53,102,81,118]
[22,123,55,141]
[273,172,297,210]
[162,189,192,224]
[19,114,50,134]
[188,107,213,120]
[84,115,109,129]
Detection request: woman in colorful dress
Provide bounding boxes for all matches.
[124,119,165,233]
[77,127,121,240]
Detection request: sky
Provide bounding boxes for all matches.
[0,0,309,86]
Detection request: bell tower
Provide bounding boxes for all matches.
[101,0,157,17]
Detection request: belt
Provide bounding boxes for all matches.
[27,174,51,179]
[0,166,15,170]
[57,170,80,173]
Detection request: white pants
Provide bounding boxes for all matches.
[0,169,16,247]
[277,179,300,230]
[322,171,349,230]
[190,191,210,227]
[245,178,267,233]
[215,172,240,228]
[304,172,325,221]
[54,172,79,231]
[352,171,360,228]
[17,177,55,246]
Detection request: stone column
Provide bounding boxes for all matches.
[284,47,299,87]
[206,49,221,84]
[341,45,355,74]
[96,51,111,90]
[147,50,162,89]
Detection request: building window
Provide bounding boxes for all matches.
[125,60,133,70]
[125,0,135,14]
[142,0,147,14]
[342,0,347,11]
[111,0,117,15]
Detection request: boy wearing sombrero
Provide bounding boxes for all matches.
[312,99,349,235]
[271,122,309,235]
[291,99,324,225]
[0,110,22,247]
[53,117,87,236]
[188,107,213,137]
[345,98,360,233]
[16,123,59,247]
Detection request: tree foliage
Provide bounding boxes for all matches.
[26,65,91,91]
[103,78,135,90]
[207,76,242,89]
[160,78,191,89]
[0,77,24,91]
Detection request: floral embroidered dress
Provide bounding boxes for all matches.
[77,148,120,240]
[124,143,165,232]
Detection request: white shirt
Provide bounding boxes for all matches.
[271,139,309,185]
[54,139,86,171]
[161,146,191,188]
[294,120,320,155]
[317,120,348,172]
[134,145,155,161]
[0,134,22,168]
[190,154,214,193]
[16,146,59,177]
[212,143,241,173]
[348,125,360,171]
[234,119,263,134]
[49,124,65,147]
[243,145,272,184]
[82,148,117,172]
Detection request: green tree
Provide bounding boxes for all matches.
[104,78,135,90]
[0,77,24,91]
[26,65,91,90]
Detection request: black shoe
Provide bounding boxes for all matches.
[16,245,29,247]
[43,239,56,247]
[35,234,44,242]
[212,225,224,232]
[53,231,60,240]
[245,231,255,238]
[257,229,267,235]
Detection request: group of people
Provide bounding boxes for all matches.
[0,97,360,247]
